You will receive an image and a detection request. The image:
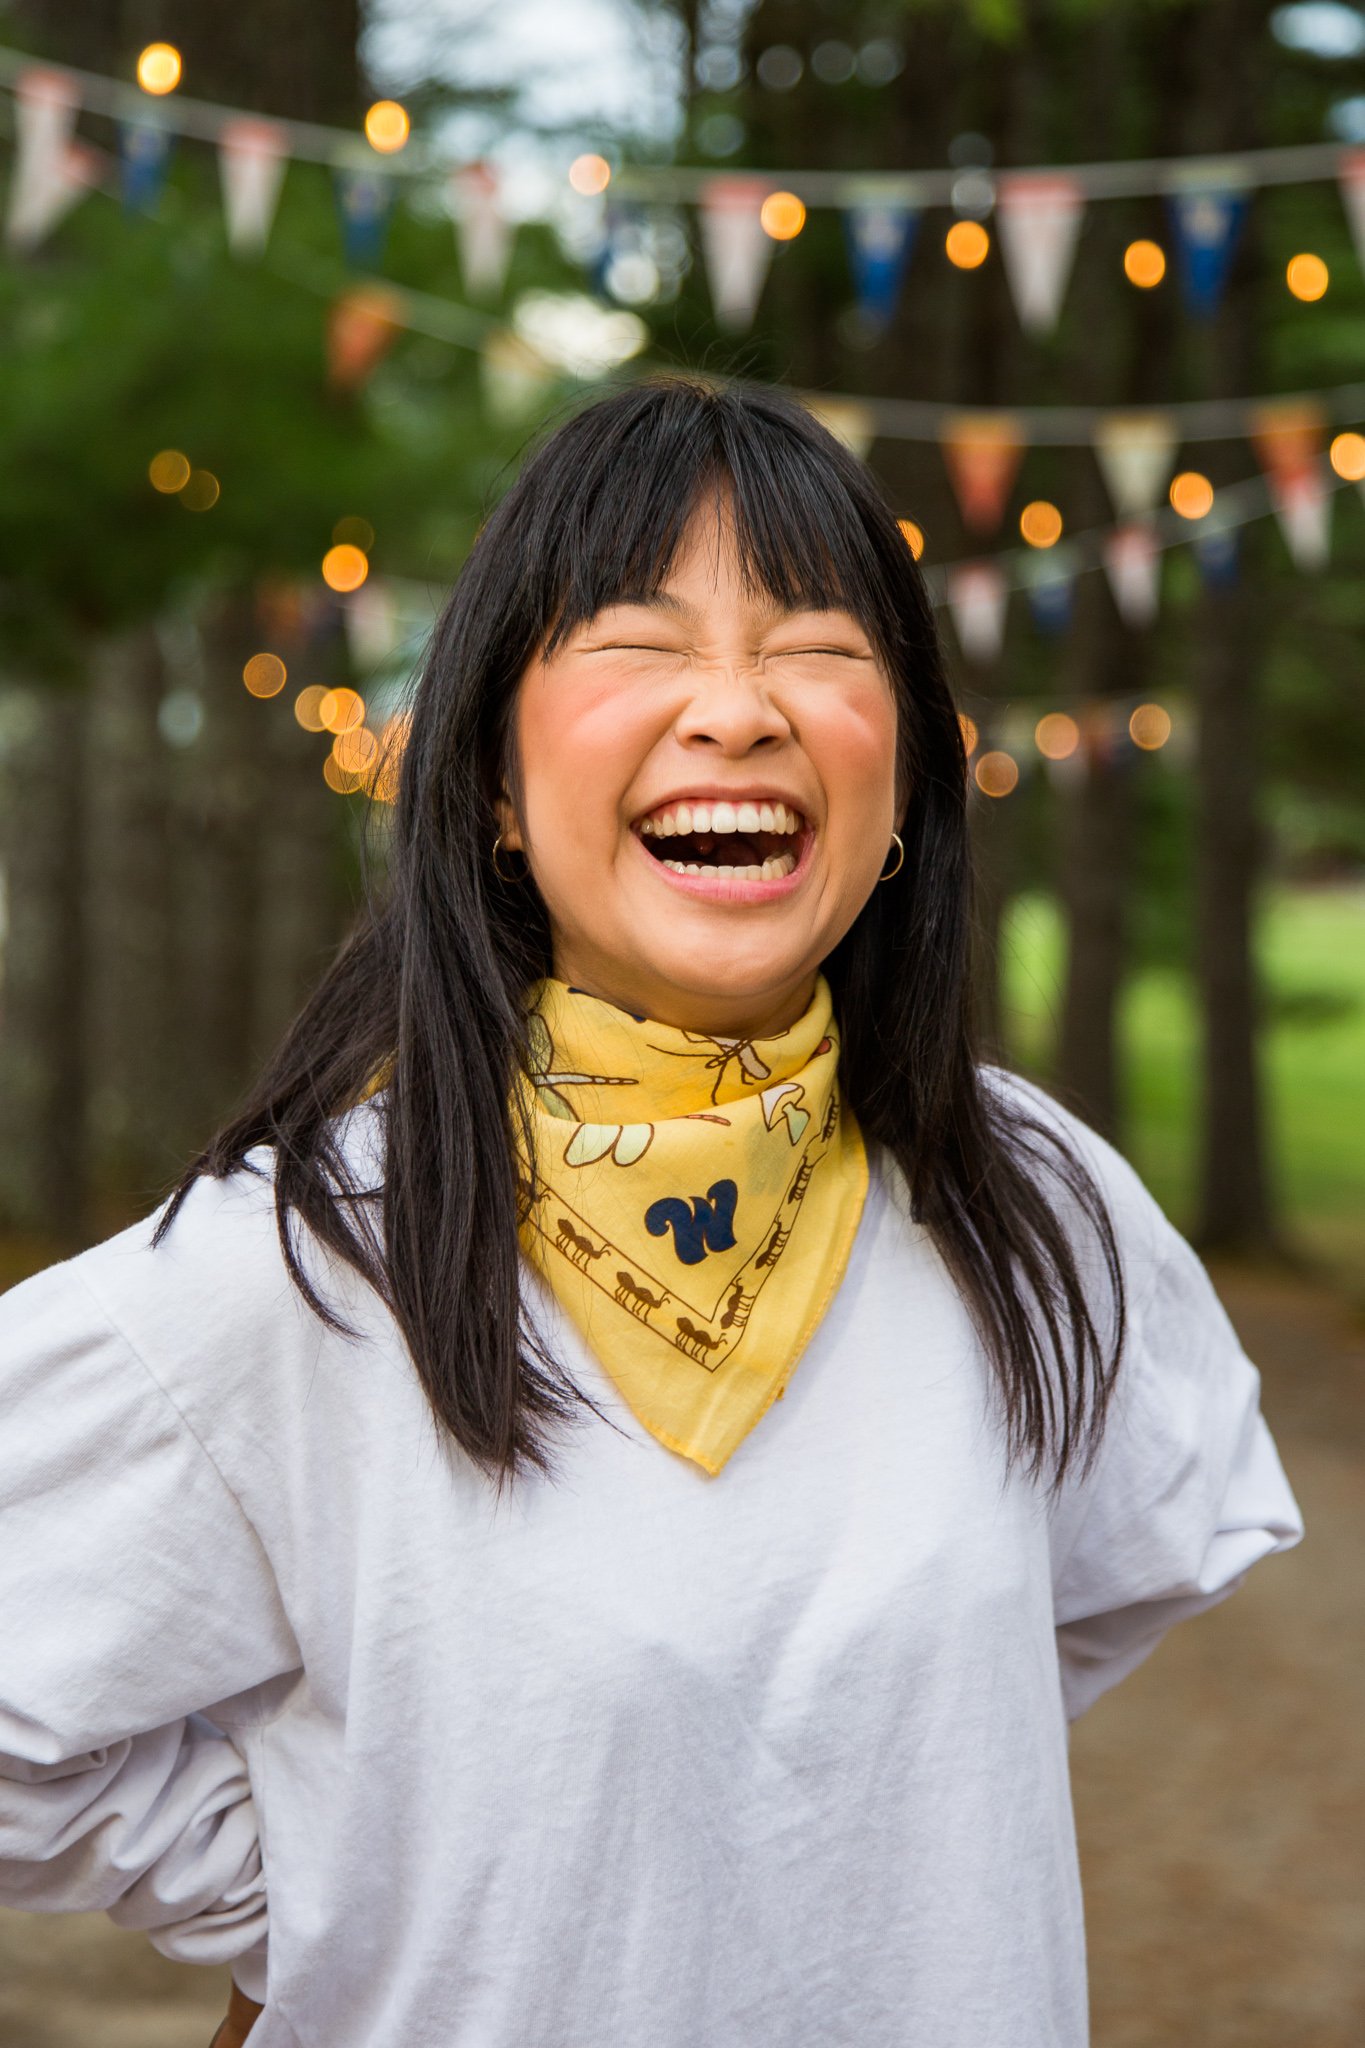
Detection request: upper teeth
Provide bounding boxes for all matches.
[639,800,804,837]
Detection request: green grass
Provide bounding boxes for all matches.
[1000,884,1365,1279]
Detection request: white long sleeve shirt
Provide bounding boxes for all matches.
[0,1071,1302,2047]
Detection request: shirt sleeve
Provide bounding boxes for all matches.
[0,1253,302,1981]
[1049,1213,1303,1721]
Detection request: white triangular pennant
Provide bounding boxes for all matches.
[451,162,512,299]
[1270,470,1331,570]
[217,117,288,256]
[1093,412,1178,520]
[699,177,773,331]
[5,67,90,249]
[995,173,1084,335]
[1101,521,1162,627]
[1339,150,1365,272]
[945,561,1008,665]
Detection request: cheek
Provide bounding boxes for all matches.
[806,687,899,818]
[514,671,660,846]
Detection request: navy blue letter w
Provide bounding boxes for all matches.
[645,1179,739,1266]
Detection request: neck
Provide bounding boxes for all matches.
[549,964,820,1039]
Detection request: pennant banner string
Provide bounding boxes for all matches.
[0,45,1361,201]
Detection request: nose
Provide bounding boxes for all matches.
[672,664,792,755]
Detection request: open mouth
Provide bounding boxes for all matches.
[633,798,807,880]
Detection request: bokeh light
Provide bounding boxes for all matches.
[136,43,181,94]
[945,220,990,269]
[149,449,191,493]
[1123,239,1165,288]
[1020,499,1063,547]
[1329,431,1365,480]
[1129,702,1173,750]
[959,713,979,756]
[178,470,220,511]
[322,543,369,592]
[319,687,366,735]
[760,191,806,240]
[332,514,376,550]
[324,755,366,794]
[364,100,410,153]
[243,653,287,699]
[975,750,1019,797]
[568,154,612,196]
[1035,711,1080,760]
[1170,470,1214,519]
[294,686,329,733]
[333,726,380,776]
[1287,253,1329,302]
[898,518,925,559]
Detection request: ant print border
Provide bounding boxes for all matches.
[524,1094,840,1372]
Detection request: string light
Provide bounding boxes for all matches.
[1020,500,1062,547]
[1035,712,1079,760]
[178,469,220,511]
[322,543,369,592]
[1286,253,1328,301]
[760,191,806,240]
[294,686,329,732]
[975,750,1018,797]
[319,687,365,734]
[243,653,287,698]
[1169,470,1214,518]
[333,726,380,776]
[1129,703,1172,749]
[958,713,978,756]
[1123,238,1165,287]
[898,518,925,559]
[569,154,611,196]
[148,449,191,493]
[1330,431,1365,479]
[364,100,409,154]
[324,754,366,793]
[945,221,989,269]
[136,43,181,95]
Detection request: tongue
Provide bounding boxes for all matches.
[672,832,766,865]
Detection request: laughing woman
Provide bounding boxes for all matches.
[0,380,1300,2048]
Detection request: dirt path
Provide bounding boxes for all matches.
[1,1263,1360,2046]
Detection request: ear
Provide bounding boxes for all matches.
[495,789,523,851]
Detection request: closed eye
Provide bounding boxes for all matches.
[773,646,873,659]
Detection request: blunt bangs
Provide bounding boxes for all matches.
[501,379,918,666]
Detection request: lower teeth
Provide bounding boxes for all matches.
[659,853,796,880]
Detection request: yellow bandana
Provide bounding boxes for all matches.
[514,975,868,1474]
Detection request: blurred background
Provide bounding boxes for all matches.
[0,0,1361,2041]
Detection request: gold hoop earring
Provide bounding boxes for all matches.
[878,832,904,884]
[491,833,528,884]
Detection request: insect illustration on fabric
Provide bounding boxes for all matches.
[614,1269,670,1318]
[821,1090,839,1143]
[562,1122,654,1168]
[644,1179,739,1265]
[525,1013,640,1123]
[675,1317,722,1366]
[755,1217,791,1270]
[718,1278,754,1334]
[786,1155,817,1205]
[555,1217,608,1269]
[651,1032,773,1104]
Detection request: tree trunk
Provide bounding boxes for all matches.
[0,681,90,1247]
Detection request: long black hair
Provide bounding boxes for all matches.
[153,377,1126,1491]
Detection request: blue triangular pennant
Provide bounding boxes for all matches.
[843,203,918,331]
[1164,184,1248,319]
[334,168,394,268]
[120,122,173,213]
[1022,544,1078,635]
[1192,521,1240,587]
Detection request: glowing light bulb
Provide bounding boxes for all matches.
[1169,471,1213,519]
[1020,500,1062,547]
[568,154,611,196]
[149,449,191,493]
[1286,253,1328,302]
[945,220,989,269]
[243,654,287,699]
[760,191,806,240]
[1123,239,1165,288]
[898,518,924,559]
[1035,712,1079,760]
[1330,431,1365,481]
[975,750,1019,797]
[959,713,978,757]
[322,544,369,592]
[137,43,181,94]
[1129,703,1172,750]
[365,101,410,153]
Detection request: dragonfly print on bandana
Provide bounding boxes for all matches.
[525,1012,654,1168]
